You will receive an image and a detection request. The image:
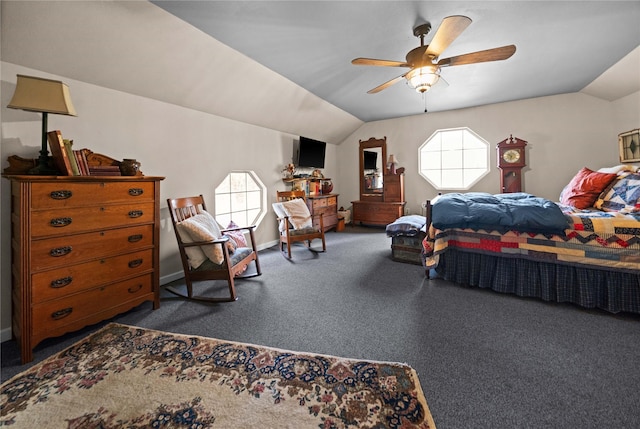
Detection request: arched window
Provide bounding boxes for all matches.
[214,171,266,227]
[419,127,489,190]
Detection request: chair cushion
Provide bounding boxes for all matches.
[194,247,253,272]
[288,226,321,236]
[281,198,313,229]
[177,211,225,265]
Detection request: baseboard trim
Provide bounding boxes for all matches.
[1,241,279,343]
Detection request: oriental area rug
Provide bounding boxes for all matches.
[1,323,436,428]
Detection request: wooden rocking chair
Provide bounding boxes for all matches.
[272,190,326,258]
[167,195,261,302]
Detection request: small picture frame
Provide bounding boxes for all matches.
[618,128,640,163]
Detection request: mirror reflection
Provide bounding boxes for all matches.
[363,148,383,192]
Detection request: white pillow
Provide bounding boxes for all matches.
[177,211,225,265]
[272,202,288,232]
[597,165,636,175]
[175,223,208,269]
[281,198,313,230]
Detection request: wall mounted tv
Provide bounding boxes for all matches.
[297,136,326,168]
[363,150,378,170]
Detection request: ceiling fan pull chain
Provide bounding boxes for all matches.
[424,93,428,113]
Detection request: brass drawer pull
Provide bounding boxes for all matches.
[50,190,73,200]
[129,210,143,218]
[128,234,143,242]
[51,276,73,288]
[50,246,72,257]
[51,308,72,320]
[128,284,143,293]
[50,217,72,227]
[128,258,143,268]
[129,188,144,196]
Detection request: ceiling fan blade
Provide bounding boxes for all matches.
[437,45,516,67]
[425,15,472,58]
[367,74,407,94]
[352,58,411,67]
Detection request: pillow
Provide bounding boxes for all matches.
[594,172,640,213]
[281,198,313,230]
[225,220,248,248]
[597,164,637,175]
[272,202,288,232]
[178,211,225,265]
[175,223,208,269]
[222,234,237,253]
[559,167,618,209]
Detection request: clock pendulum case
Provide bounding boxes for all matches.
[496,135,527,193]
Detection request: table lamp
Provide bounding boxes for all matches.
[388,154,399,174]
[7,74,77,175]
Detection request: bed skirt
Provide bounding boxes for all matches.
[435,248,640,314]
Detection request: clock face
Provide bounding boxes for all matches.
[502,149,521,163]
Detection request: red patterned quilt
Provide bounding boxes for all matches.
[423,205,640,273]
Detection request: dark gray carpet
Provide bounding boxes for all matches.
[2,226,639,428]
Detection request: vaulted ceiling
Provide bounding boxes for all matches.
[152,1,640,122]
[2,1,639,145]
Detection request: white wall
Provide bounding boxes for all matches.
[0,63,339,338]
[336,92,638,214]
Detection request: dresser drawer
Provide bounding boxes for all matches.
[31,181,155,209]
[32,274,153,337]
[353,202,404,225]
[31,249,154,303]
[30,202,156,238]
[30,224,154,271]
[312,198,328,209]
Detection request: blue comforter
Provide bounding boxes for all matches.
[431,192,569,235]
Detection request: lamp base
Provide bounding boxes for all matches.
[28,156,58,175]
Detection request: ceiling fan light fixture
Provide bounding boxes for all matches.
[406,66,440,93]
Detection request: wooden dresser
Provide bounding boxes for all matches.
[4,175,164,363]
[352,174,406,226]
[352,137,406,227]
[307,194,339,231]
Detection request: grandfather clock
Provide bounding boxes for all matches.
[497,135,527,193]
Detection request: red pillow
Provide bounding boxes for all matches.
[560,167,618,209]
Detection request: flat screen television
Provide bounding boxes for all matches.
[297,136,326,168]
[363,150,378,170]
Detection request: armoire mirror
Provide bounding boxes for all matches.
[359,137,387,200]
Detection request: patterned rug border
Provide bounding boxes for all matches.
[2,322,436,428]
[2,323,426,387]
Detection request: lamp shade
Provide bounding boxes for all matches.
[388,154,398,165]
[405,66,440,93]
[8,75,77,116]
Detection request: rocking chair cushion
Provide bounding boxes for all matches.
[281,198,313,230]
[177,211,225,265]
[194,247,253,272]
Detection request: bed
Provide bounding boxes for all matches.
[422,165,640,314]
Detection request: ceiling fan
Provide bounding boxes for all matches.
[352,15,516,94]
